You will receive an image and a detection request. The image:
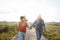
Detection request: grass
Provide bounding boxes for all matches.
[43,23,60,40]
[0,22,60,40]
[0,22,18,40]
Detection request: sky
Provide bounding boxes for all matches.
[0,0,60,22]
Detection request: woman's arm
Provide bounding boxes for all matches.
[42,20,46,31]
[30,21,37,29]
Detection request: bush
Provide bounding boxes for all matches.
[0,23,18,40]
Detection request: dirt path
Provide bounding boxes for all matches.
[12,28,48,40]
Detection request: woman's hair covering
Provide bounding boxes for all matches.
[20,16,25,19]
[20,16,27,21]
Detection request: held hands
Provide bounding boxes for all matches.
[28,22,37,29]
[34,24,37,28]
[29,27,32,29]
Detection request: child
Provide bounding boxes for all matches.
[18,16,28,40]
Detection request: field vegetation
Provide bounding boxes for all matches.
[0,21,60,40]
[44,22,60,40]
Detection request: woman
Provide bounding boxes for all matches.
[31,15,46,40]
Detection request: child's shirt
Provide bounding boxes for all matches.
[18,22,28,32]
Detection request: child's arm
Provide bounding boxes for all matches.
[26,22,31,29]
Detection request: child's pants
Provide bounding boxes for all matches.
[18,31,26,40]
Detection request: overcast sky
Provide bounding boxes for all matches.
[0,0,60,22]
